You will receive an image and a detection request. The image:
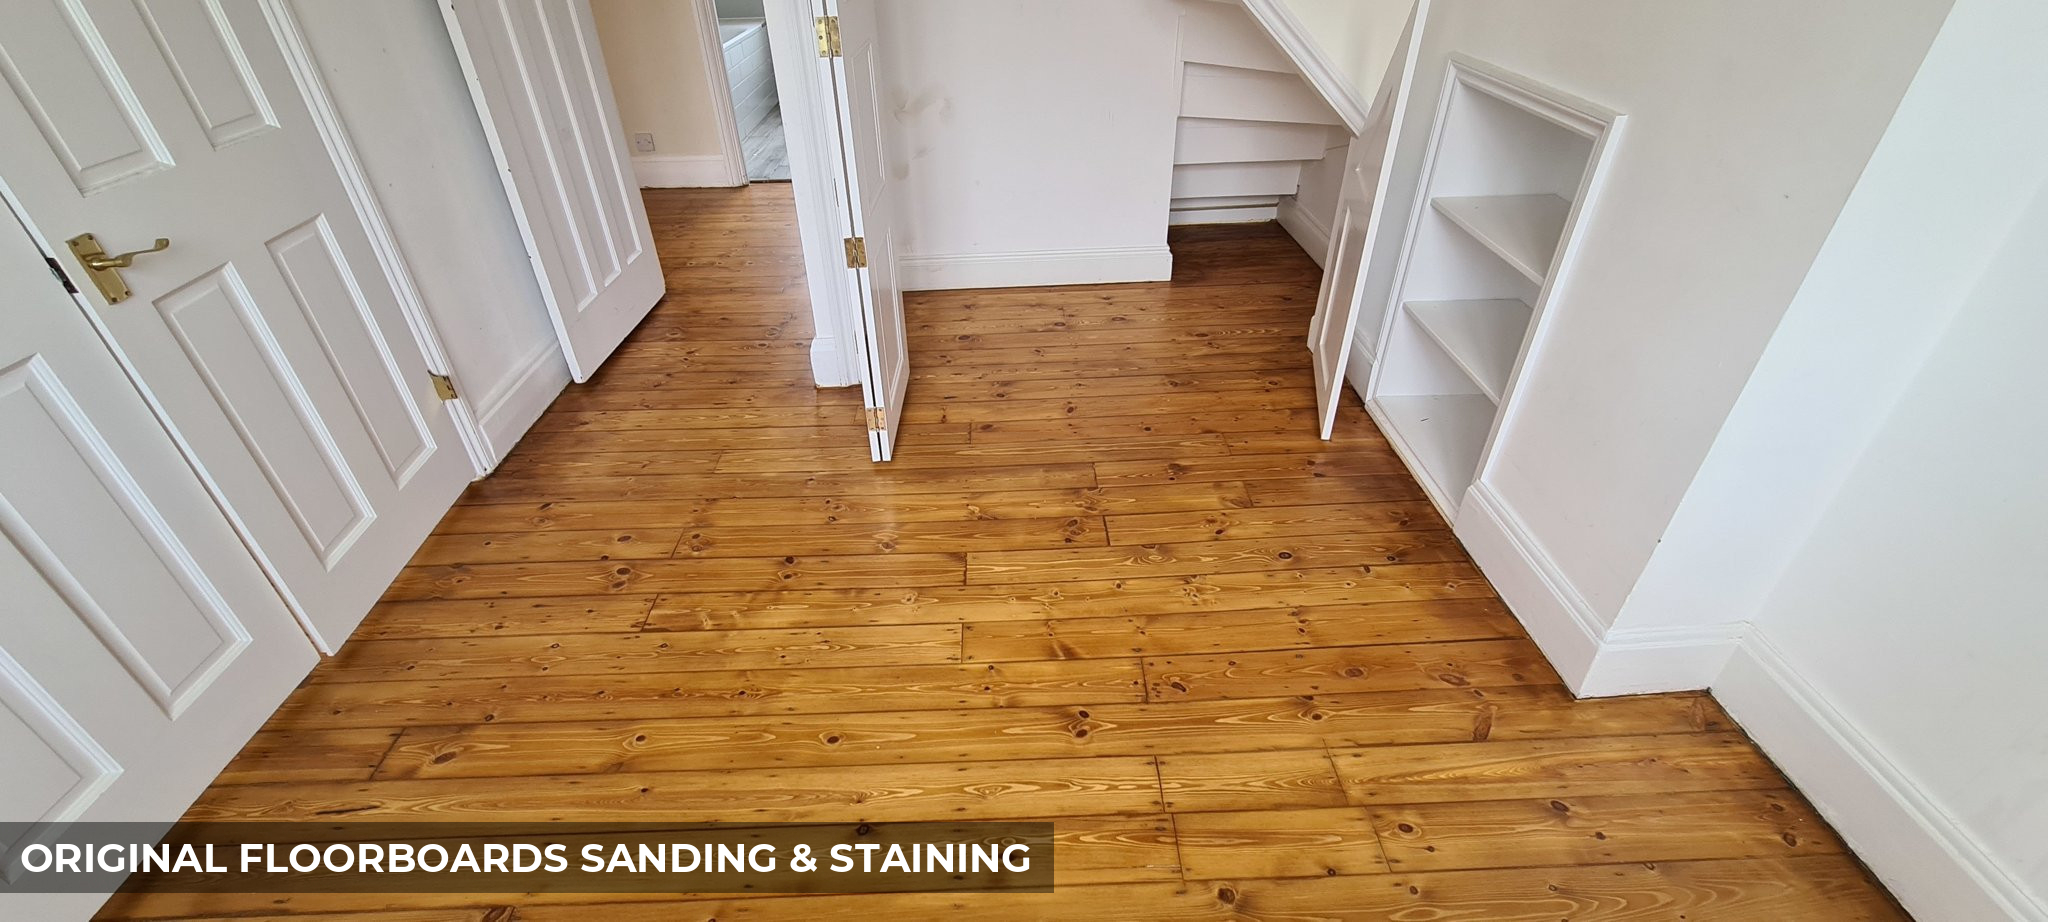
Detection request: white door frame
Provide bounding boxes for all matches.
[692,0,750,187]
[763,0,868,388]
[264,0,495,476]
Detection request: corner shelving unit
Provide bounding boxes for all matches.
[1405,298,1531,402]
[1429,195,1570,284]
[1362,57,1622,522]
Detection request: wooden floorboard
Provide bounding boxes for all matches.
[97,185,1903,920]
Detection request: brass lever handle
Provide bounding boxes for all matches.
[66,233,173,304]
[81,236,170,270]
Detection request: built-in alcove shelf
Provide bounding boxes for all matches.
[1405,299,1532,403]
[1429,195,1569,284]
[1373,394,1497,509]
[1362,56,1620,524]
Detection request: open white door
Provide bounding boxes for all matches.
[1,208,316,919]
[0,0,475,650]
[1309,2,1428,438]
[442,0,665,382]
[818,0,908,460]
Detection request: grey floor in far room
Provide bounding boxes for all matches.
[743,107,790,182]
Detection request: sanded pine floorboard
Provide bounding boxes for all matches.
[357,687,1717,780]
[903,368,1307,402]
[95,858,1902,921]
[713,435,1238,473]
[642,562,1497,630]
[101,188,1902,921]
[900,389,1324,426]
[342,596,657,640]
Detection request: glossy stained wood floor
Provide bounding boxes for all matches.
[99,185,1902,921]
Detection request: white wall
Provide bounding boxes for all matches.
[1365,0,2043,912]
[1277,138,1346,266]
[1277,0,1412,105]
[1721,176,2048,921]
[1611,0,2047,647]
[591,0,737,187]
[1700,1,2048,916]
[715,0,765,19]
[293,0,564,465]
[1270,1,1408,271]
[1359,0,1953,669]
[876,0,1182,290]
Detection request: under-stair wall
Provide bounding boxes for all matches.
[1170,0,1348,226]
[867,0,1364,290]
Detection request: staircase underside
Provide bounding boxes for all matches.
[1170,0,1349,226]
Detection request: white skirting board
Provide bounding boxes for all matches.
[631,153,743,188]
[897,246,1174,291]
[1168,205,1279,225]
[1454,484,1741,696]
[1715,631,2046,921]
[807,334,856,388]
[1455,480,2040,918]
[1277,195,1331,268]
[474,338,571,468]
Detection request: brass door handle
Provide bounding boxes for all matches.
[66,233,171,303]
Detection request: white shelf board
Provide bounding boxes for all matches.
[1405,299,1532,403]
[1430,194,1570,284]
[1368,394,1497,520]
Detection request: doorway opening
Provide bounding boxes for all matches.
[587,0,872,400]
[713,8,793,181]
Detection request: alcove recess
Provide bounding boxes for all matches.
[1363,56,1622,522]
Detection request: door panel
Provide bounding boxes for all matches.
[0,206,317,921]
[134,0,279,148]
[0,646,118,827]
[0,0,473,649]
[150,263,372,564]
[826,0,908,460]
[1310,146,1376,436]
[0,358,249,713]
[441,0,665,382]
[0,207,314,838]
[0,0,174,192]
[1308,2,1426,438]
[266,216,434,484]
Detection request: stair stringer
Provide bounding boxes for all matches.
[1236,0,1374,134]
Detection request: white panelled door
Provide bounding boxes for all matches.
[0,0,475,650]
[0,211,316,919]
[441,0,665,383]
[821,0,908,461]
[1308,1,1427,437]
[1309,134,1383,437]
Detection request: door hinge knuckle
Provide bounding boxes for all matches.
[45,257,78,294]
[864,406,885,431]
[843,236,867,268]
[815,16,841,57]
[431,373,459,401]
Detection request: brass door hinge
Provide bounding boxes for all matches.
[815,16,840,57]
[843,236,867,268]
[864,406,886,431]
[430,373,459,401]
